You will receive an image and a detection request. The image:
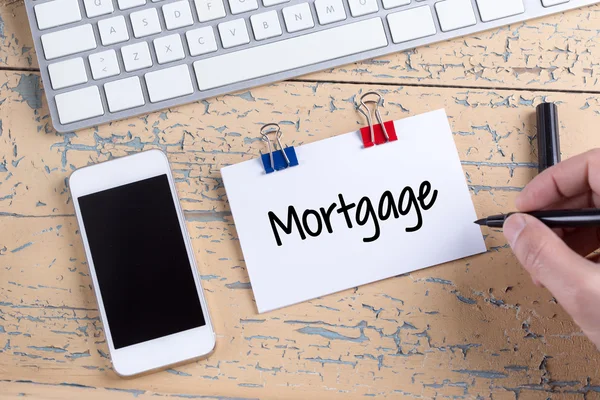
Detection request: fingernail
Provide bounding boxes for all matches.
[504,214,527,248]
[514,195,524,211]
[514,190,528,211]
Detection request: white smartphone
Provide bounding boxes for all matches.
[70,150,215,377]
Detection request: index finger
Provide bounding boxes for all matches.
[517,149,600,211]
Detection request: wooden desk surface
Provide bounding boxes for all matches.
[2,2,600,398]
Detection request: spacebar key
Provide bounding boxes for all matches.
[145,64,194,103]
[193,18,388,91]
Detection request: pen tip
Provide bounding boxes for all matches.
[474,218,486,225]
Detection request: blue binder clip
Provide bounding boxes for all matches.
[260,123,299,174]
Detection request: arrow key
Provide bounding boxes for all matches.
[89,50,120,80]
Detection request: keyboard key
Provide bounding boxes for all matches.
[475,0,524,22]
[283,3,314,32]
[542,0,569,5]
[387,5,436,43]
[229,0,259,15]
[194,0,226,22]
[145,64,194,102]
[104,77,145,112]
[121,41,153,71]
[162,0,194,29]
[41,24,96,60]
[34,0,81,30]
[193,17,387,90]
[435,0,477,32]
[315,0,346,25]
[251,10,282,40]
[98,16,129,45]
[381,0,409,10]
[48,57,87,90]
[347,0,378,17]
[131,8,162,37]
[154,34,185,64]
[186,27,218,55]
[55,86,104,124]
[89,50,120,80]
[83,0,114,18]
[218,18,250,48]
[263,0,288,5]
[118,0,146,9]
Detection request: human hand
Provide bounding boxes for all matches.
[503,149,600,350]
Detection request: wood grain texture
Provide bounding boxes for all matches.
[3,1,600,91]
[0,0,36,70]
[3,1,600,398]
[1,69,600,398]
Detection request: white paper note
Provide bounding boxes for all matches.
[222,109,486,313]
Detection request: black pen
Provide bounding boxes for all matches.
[475,209,600,228]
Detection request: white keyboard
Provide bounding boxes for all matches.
[25,0,600,132]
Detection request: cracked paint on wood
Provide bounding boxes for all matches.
[0,0,35,69]
[1,70,600,398]
[3,0,600,396]
[3,2,600,90]
[1,73,600,217]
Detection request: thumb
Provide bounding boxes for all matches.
[504,213,600,348]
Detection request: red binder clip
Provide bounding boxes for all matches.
[357,92,398,148]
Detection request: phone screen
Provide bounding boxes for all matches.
[77,174,206,349]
